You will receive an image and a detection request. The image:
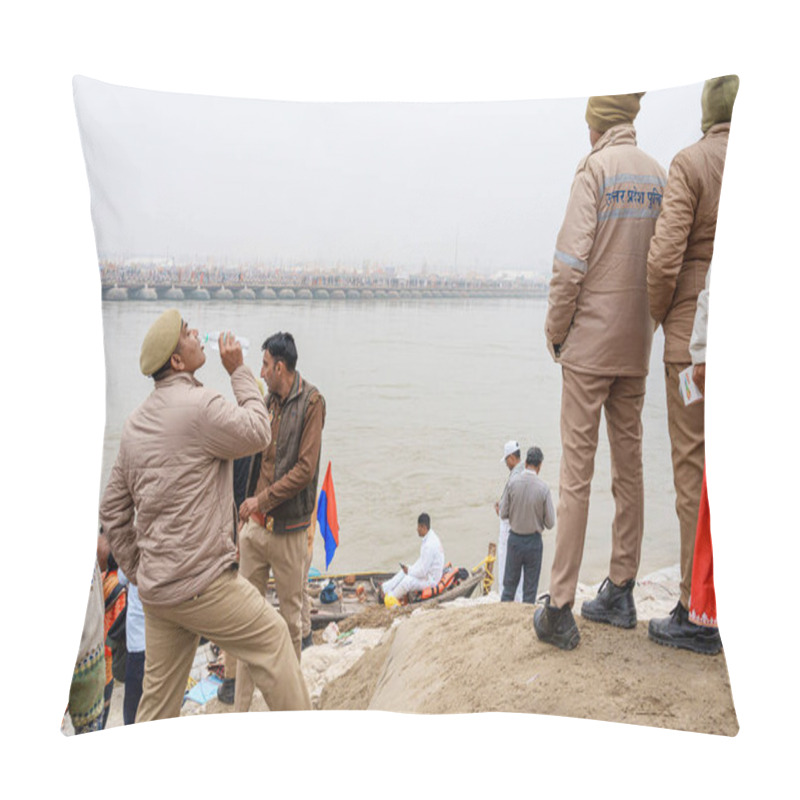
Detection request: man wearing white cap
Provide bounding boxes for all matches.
[99,309,311,720]
[494,440,524,601]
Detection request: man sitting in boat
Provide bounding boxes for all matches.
[381,513,445,606]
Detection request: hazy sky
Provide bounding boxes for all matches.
[75,77,705,274]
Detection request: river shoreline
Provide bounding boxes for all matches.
[63,563,736,736]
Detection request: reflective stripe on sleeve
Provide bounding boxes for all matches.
[554,250,587,273]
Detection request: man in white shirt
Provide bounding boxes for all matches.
[381,513,445,604]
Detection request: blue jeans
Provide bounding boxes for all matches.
[502,532,543,604]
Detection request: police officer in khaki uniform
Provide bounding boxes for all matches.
[647,76,738,654]
[535,94,666,650]
[100,311,311,720]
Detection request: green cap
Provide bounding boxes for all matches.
[701,75,739,133]
[585,92,645,133]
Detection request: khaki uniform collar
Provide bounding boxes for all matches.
[702,122,731,138]
[155,371,202,389]
[591,123,637,155]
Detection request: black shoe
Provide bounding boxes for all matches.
[217,677,235,705]
[580,577,637,628]
[533,595,580,650]
[648,602,722,655]
[301,632,314,651]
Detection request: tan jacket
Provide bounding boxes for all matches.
[647,123,729,363]
[99,367,270,607]
[546,124,666,376]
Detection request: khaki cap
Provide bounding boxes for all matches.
[140,308,182,376]
[585,92,645,133]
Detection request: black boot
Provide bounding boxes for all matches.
[648,602,722,655]
[580,577,637,628]
[217,678,236,705]
[533,595,580,650]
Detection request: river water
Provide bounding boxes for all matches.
[101,297,679,591]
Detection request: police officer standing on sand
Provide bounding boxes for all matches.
[646,76,738,654]
[535,93,667,650]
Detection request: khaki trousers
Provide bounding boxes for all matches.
[234,518,306,712]
[665,362,705,609]
[136,568,310,722]
[549,367,646,609]
[301,517,316,638]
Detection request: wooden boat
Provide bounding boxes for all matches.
[266,566,488,629]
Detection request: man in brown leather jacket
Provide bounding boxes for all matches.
[233,331,325,711]
[535,93,666,650]
[647,76,738,654]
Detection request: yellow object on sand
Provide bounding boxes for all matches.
[384,595,400,609]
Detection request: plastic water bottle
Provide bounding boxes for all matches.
[202,331,250,356]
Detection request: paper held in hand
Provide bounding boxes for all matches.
[679,366,703,406]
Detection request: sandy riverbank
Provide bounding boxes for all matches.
[319,604,736,735]
[315,565,737,735]
[74,564,736,736]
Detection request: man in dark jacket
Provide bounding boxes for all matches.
[233,331,325,712]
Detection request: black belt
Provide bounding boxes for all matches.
[509,530,541,536]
